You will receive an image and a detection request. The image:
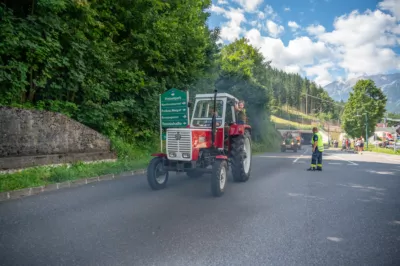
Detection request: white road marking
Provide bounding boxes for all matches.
[327,237,343,242]
[293,149,309,163]
[328,162,342,165]
[328,154,359,165]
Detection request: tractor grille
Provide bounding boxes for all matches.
[166,129,192,161]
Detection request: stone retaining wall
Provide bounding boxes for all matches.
[0,107,116,169]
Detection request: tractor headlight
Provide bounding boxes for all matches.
[282,141,285,144]
[182,153,190,158]
[169,152,176,157]
[291,142,294,145]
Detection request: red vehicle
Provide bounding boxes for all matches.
[147,91,252,197]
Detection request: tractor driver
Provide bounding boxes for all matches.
[235,100,247,124]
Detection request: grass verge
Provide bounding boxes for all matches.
[271,115,313,130]
[367,146,400,155]
[0,158,150,193]
[0,136,156,193]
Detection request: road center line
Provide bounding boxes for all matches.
[293,149,308,163]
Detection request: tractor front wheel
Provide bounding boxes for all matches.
[231,130,252,182]
[147,157,169,190]
[211,160,228,197]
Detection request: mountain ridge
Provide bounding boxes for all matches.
[323,73,400,113]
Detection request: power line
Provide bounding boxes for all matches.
[301,93,345,108]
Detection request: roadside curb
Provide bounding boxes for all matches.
[0,169,147,203]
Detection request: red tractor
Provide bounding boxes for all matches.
[147,90,252,197]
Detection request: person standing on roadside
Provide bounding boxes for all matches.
[360,136,364,154]
[356,138,361,153]
[307,127,324,171]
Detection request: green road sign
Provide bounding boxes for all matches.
[160,88,188,128]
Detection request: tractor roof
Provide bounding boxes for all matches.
[195,93,239,101]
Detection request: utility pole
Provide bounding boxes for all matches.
[305,94,308,116]
[365,113,368,150]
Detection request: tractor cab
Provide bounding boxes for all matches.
[147,90,252,198]
[190,93,239,153]
[191,93,238,129]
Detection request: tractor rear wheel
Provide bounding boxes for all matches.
[147,157,169,190]
[211,160,227,197]
[231,130,252,182]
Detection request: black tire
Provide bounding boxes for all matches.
[293,148,297,153]
[231,130,252,182]
[281,147,286,152]
[147,157,169,190]
[186,170,203,178]
[211,160,227,197]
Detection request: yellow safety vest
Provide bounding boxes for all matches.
[312,132,324,152]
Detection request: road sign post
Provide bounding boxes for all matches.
[159,88,189,151]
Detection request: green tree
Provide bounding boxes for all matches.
[342,79,387,138]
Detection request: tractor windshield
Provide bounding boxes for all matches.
[192,99,224,128]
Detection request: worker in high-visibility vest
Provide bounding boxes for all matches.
[307,127,324,171]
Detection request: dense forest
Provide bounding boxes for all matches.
[0,0,340,150]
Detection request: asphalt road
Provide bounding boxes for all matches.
[1,149,399,266]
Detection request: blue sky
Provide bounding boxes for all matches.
[207,0,400,86]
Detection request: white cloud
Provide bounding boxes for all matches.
[378,0,400,19]
[245,29,331,69]
[319,10,398,48]
[210,5,226,14]
[316,8,400,77]
[288,21,301,31]
[217,0,229,5]
[210,5,246,42]
[284,65,302,74]
[256,5,278,21]
[266,20,284,37]
[306,24,326,36]
[211,0,400,86]
[284,7,291,12]
[264,5,278,19]
[257,11,265,19]
[233,0,264,13]
[304,62,334,86]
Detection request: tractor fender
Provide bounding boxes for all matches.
[229,124,251,136]
[151,153,167,157]
[215,155,228,160]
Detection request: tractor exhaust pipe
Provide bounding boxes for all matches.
[211,89,217,148]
